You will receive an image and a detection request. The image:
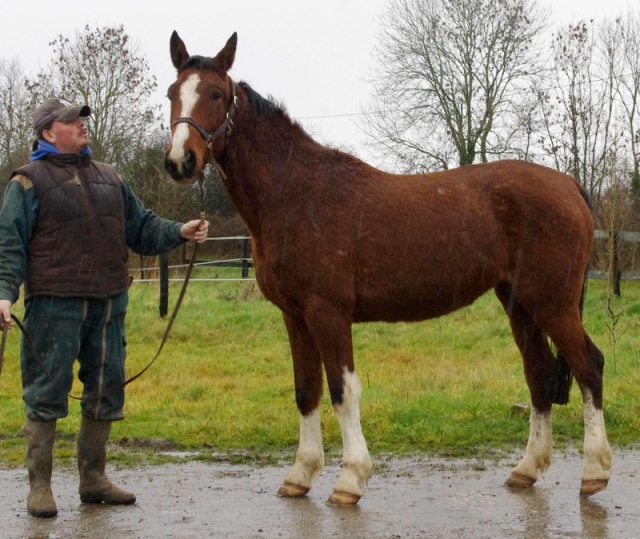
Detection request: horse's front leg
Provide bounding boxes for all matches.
[305,297,372,506]
[278,313,325,498]
[328,366,372,505]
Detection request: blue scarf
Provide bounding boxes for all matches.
[30,140,92,162]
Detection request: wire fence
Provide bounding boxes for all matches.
[133,230,640,283]
[132,236,255,283]
[134,229,640,292]
[133,231,639,316]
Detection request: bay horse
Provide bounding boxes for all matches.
[164,32,612,505]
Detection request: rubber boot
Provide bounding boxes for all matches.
[77,416,136,505]
[25,419,58,518]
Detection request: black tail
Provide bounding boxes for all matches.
[545,184,592,405]
[545,350,574,405]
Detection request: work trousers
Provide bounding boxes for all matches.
[21,293,128,421]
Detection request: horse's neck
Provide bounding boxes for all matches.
[221,116,313,235]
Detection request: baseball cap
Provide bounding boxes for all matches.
[32,98,91,137]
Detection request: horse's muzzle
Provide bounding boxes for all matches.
[164,150,198,181]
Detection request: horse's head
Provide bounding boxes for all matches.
[164,31,238,184]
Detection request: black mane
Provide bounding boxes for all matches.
[238,81,287,118]
[180,55,216,70]
[179,56,288,119]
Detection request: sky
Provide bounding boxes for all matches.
[1,0,637,164]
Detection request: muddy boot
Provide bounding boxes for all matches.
[77,416,136,505]
[25,419,58,518]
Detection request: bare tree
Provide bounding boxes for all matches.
[363,0,547,172]
[603,12,640,205]
[537,20,619,198]
[0,59,34,190]
[27,25,161,169]
[598,159,635,296]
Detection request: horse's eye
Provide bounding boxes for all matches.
[212,90,223,100]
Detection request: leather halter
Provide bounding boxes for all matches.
[171,80,238,151]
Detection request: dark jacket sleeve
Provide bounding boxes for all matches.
[0,177,38,303]
[122,180,186,256]
[0,175,39,303]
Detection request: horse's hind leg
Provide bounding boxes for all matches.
[506,275,612,496]
[579,354,611,496]
[496,285,555,489]
[543,317,612,496]
[277,313,325,498]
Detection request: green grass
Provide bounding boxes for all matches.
[0,276,639,467]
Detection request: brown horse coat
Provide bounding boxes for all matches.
[165,32,611,505]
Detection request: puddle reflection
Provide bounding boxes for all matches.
[580,497,609,538]
[510,486,610,539]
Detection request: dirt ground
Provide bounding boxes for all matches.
[0,448,638,539]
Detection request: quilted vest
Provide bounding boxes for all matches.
[13,154,130,299]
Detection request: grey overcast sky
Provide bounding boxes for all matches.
[1,0,636,163]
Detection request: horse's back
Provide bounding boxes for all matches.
[252,156,591,323]
[350,160,592,322]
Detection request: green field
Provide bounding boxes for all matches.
[0,275,638,467]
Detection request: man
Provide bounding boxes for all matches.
[0,98,208,518]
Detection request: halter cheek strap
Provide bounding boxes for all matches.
[171,80,238,150]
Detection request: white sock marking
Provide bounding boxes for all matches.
[333,370,372,494]
[513,406,552,480]
[582,389,612,480]
[283,408,324,488]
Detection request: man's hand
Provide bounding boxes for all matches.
[0,300,13,329]
[180,220,209,243]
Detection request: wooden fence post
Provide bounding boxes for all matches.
[242,238,250,278]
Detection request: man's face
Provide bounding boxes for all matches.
[43,117,91,154]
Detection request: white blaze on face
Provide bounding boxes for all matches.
[168,73,201,163]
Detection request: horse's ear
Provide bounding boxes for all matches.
[213,32,238,74]
[170,31,190,71]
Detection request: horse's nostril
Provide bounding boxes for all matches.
[184,150,197,176]
[164,154,180,179]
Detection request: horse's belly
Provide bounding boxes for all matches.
[354,289,485,323]
[354,261,502,323]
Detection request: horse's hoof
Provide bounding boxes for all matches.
[277,481,309,498]
[326,489,361,506]
[580,479,608,497]
[505,472,536,489]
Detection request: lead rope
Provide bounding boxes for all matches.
[0,322,7,378]
[0,178,207,402]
